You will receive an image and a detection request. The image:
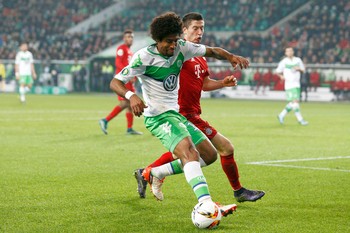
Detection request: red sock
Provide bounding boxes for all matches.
[220,154,242,191]
[105,106,122,122]
[149,152,174,168]
[126,112,133,129]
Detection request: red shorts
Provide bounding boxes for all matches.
[117,81,135,101]
[184,114,218,140]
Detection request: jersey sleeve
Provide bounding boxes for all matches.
[29,52,34,63]
[114,52,145,83]
[276,59,284,73]
[15,53,20,64]
[178,39,206,61]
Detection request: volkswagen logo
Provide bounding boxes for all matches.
[163,74,178,91]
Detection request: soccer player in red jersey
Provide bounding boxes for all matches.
[99,30,142,135]
[135,13,265,202]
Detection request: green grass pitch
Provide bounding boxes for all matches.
[1,93,349,232]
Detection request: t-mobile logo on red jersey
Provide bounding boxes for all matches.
[194,64,201,79]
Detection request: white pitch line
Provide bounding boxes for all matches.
[246,156,350,164]
[246,156,350,173]
[0,117,98,122]
[250,163,350,173]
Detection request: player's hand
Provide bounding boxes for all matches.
[228,55,249,70]
[293,66,302,72]
[222,75,237,87]
[129,95,147,117]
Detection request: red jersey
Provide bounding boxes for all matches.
[178,57,209,116]
[115,43,134,92]
[115,44,133,73]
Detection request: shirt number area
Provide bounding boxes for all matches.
[163,74,178,91]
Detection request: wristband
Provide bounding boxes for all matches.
[125,91,135,100]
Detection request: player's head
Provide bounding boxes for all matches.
[20,42,28,52]
[123,29,134,47]
[150,12,182,57]
[285,47,294,58]
[182,12,204,44]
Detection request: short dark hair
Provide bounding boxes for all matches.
[150,12,182,41]
[182,12,204,28]
[124,29,133,35]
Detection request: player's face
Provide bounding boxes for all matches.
[183,20,204,44]
[157,34,180,57]
[124,33,134,47]
[285,48,294,58]
[20,43,28,52]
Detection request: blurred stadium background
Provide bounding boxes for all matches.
[0,0,349,100]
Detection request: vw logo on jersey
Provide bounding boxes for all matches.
[163,74,178,91]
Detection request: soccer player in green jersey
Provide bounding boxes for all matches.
[110,12,248,209]
[15,42,37,103]
[134,12,265,203]
[276,47,308,125]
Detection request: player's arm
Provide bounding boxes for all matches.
[202,75,237,91]
[15,54,20,80]
[294,59,305,73]
[204,47,249,70]
[15,64,19,80]
[110,78,146,117]
[276,61,284,79]
[31,63,37,79]
[277,72,284,80]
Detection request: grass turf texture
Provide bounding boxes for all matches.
[0,93,349,232]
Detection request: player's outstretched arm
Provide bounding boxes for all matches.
[110,78,146,117]
[202,75,237,91]
[204,47,249,70]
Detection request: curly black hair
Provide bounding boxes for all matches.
[150,12,182,41]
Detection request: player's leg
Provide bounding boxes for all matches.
[134,151,175,198]
[144,118,215,181]
[19,84,26,102]
[173,136,213,203]
[291,100,308,125]
[142,111,213,202]
[290,88,308,125]
[278,89,294,124]
[211,133,265,202]
[99,98,128,134]
[125,105,142,135]
[18,75,31,103]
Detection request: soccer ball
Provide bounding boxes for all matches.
[191,202,222,229]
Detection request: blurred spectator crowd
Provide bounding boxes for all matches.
[0,0,349,64]
[0,0,114,60]
[99,0,305,32]
[202,0,350,64]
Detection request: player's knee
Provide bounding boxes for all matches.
[174,138,200,163]
[291,102,299,110]
[200,142,217,165]
[217,140,234,156]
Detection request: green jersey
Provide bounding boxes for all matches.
[114,39,206,117]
